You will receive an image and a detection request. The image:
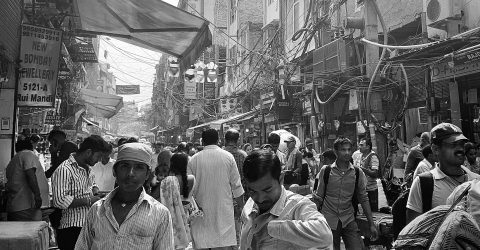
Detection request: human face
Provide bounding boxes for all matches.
[114,160,149,192]
[247,174,282,214]
[156,155,170,180]
[270,143,279,153]
[246,145,252,154]
[335,143,352,163]
[466,148,477,163]
[358,140,369,154]
[307,144,313,150]
[101,152,111,165]
[86,150,104,166]
[433,140,466,167]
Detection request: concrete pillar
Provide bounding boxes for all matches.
[449,80,462,127]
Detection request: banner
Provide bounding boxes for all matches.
[204,62,217,99]
[44,110,62,126]
[116,85,140,95]
[184,79,197,99]
[18,24,62,107]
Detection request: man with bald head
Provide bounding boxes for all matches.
[404,132,431,182]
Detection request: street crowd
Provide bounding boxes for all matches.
[2,122,480,249]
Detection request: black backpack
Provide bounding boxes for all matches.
[322,165,360,216]
[391,172,434,240]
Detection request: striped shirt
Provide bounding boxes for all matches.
[74,188,174,250]
[52,154,96,229]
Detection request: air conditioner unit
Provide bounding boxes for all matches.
[424,0,463,29]
[313,38,358,76]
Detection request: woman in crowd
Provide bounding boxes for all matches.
[242,143,253,155]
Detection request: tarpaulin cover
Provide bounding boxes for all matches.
[79,88,123,118]
[74,0,212,69]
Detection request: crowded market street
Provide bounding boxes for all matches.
[1,0,480,249]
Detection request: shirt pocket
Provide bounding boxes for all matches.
[125,234,154,249]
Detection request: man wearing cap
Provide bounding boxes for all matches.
[305,138,317,156]
[406,123,480,223]
[75,143,174,250]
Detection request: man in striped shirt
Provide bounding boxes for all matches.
[75,143,174,250]
[52,135,109,250]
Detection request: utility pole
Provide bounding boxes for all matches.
[364,0,381,153]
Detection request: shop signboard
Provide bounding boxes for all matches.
[431,55,480,82]
[116,85,140,95]
[44,110,61,126]
[18,24,62,107]
[184,78,197,99]
[454,47,480,66]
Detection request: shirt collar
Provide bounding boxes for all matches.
[431,163,473,180]
[101,187,152,214]
[204,145,219,149]
[249,186,288,217]
[332,161,354,170]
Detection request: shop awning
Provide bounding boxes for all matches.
[79,88,123,119]
[387,27,480,65]
[74,0,212,69]
[186,110,260,136]
[82,116,100,128]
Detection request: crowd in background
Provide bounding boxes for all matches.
[2,122,480,249]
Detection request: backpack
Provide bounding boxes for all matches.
[391,172,434,240]
[393,183,472,249]
[322,165,360,216]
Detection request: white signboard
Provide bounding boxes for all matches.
[184,79,197,99]
[18,24,62,107]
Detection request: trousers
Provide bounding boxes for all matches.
[332,220,365,250]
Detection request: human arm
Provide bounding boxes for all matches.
[25,168,42,208]
[52,167,100,209]
[406,176,423,224]
[312,167,326,210]
[74,206,97,250]
[293,152,303,173]
[267,199,333,248]
[229,155,245,199]
[153,209,175,250]
[362,155,379,178]
[357,169,378,240]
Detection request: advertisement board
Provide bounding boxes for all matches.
[18,24,62,107]
[116,85,140,95]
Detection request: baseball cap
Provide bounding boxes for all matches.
[284,135,296,143]
[431,123,468,144]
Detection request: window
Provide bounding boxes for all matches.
[293,0,300,34]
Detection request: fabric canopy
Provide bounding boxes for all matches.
[186,110,260,136]
[79,88,123,118]
[74,0,212,69]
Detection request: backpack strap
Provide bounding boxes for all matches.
[419,172,434,212]
[319,165,332,210]
[352,167,360,216]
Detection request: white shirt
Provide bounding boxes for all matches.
[412,159,434,180]
[352,150,362,168]
[407,165,480,213]
[187,145,244,248]
[91,159,116,192]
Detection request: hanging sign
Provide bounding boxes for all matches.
[18,24,62,107]
[204,62,217,99]
[44,110,62,126]
[184,78,197,99]
[116,85,140,95]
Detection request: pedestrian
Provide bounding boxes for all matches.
[313,137,378,250]
[357,138,380,212]
[304,138,317,156]
[412,146,437,180]
[91,144,116,192]
[284,135,302,172]
[46,130,78,178]
[6,139,49,221]
[313,150,337,191]
[464,142,480,174]
[187,128,244,249]
[242,143,253,155]
[406,123,480,224]
[29,134,42,158]
[404,132,430,180]
[151,150,173,200]
[75,143,174,250]
[52,135,109,250]
[267,133,286,167]
[240,150,333,249]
